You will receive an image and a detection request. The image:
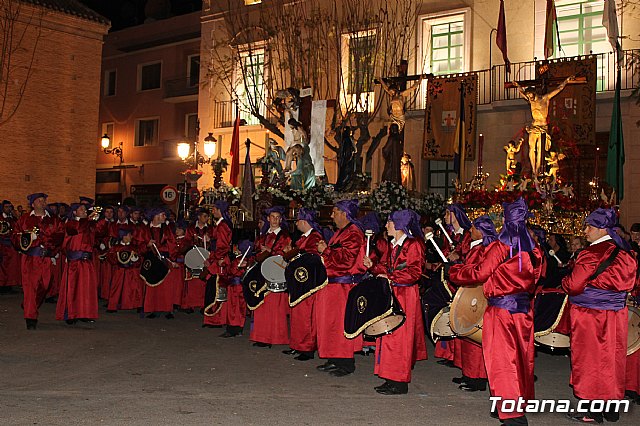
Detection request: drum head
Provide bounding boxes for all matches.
[449,286,487,337]
[534,332,570,349]
[185,247,210,270]
[344,277,400,339]
[628,306,640,356]
[261,255,287,283]
[430,308,453,341]
[364,313,405,338]
[286,253,328,306]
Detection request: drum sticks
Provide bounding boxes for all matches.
[238,245,251,266]
[425,232,448,264]
[364,230,374,258]
[434,218,454,246]
[548,249,564,267]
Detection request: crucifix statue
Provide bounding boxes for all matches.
[510,74,577,176]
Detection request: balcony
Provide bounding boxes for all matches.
[212,100,279,129]
[164,77,198,103]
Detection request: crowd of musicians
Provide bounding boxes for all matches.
[1,192,640,425]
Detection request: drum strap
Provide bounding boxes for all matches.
[587,247,619,281]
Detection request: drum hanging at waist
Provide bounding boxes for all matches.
[533,290,570,350]
[242,263,267,310]
[449,285,487,344]
[285,253,328,307]
[422,271,454,342]
[139,251,170,287]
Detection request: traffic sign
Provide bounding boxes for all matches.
[160,185,178,204]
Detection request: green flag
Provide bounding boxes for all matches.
[606,67,624,201]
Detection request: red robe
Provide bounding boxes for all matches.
[316,222,366,359]
[56,219,99,320]
[182,223,214,309]
[289,229,323,353]
[135,223,180,313]
[13,211,64,320]
[562,239,636,400]
[95,218,115,300]
[106,243,143,310]
[203,220,232,324]
[0,213,21,287]
[370,236,427,383]
[450,241,542,420]
[212,255,250,328]
[250,229,292,344]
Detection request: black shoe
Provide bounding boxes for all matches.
[376,382,408,395]
[316,362,339,372]
[220,331,237,338]
[436,359,450,365]
[146,313,158,319]
[282,349,297,355]
[567,413,603,423]
[294,353,313,361]
[44,297,56,304]
[165,313,174,319]
[79,319,95,323]
[182,308,194,314]
[603,411,620,422]
[458,384,481,392]
[106,310,116,313]
[252,342,271,348]
[502,416,528,426]
[490,410,499,419]
[329,368,353,377]
[65,319,77,325]
[452,376,468,384]
[374,381,390,391]
[25,319,37,330]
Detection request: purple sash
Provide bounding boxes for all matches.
[26,246,51,258]
[328,273,365,285]
[569,287,627,311]
[392,282,415,287]
[488,292,530,314]
[229,277,242,285]
[66,250,93,261]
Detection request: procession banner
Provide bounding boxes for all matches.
[423,74,477,161]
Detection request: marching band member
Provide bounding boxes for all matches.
[363,209,427,395]
[436,204,472,368]
[562,208,637,423]
[0,200,21,292]
[448,198,542,425]
[218,239,252,338]
[450,216,497,392]
[282,208,324,361]
[95,205,115,301]
[250,206,291,347]
[182,209,213,311]
[316,200,366,377]
[106,228,143,312]
[56,203,99,324]
[202,201,233,327]
[12,193,64,330]
[135,207,180,319]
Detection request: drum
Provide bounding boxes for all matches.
[242,263,267,310]
[184,247,210,279]
[139,251,170,287]
[344,276,405,339]
[449,285,487,344]
[628,305,640,356]
[534,290,570,350]
[422,271,454,342]
[285,253,328,306]
[216,286,228,302]
[261,255,287,284]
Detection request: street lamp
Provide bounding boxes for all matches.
[177,142,191,161]
[100,134,124,164]
[203,133,217,158]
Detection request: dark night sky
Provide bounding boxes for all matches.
[79,0,202,31]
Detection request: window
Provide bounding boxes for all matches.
[101,122,114,148]
[104,70,116,96]
[421,10,469,76]
[138,62,162,91]
[556,0,607,57]
[428,160,456,199]
[185,113,198,140]
[236,50,265,125]
[348,33,376,94]
[135,118,159,147]
[188,55,200,87]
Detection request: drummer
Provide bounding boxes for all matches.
[250,206,291,348]
[436,204,473,368]
[448,198,542,425]
[316,199,366,377]
[282,208,324,361]
[218,239,252,338]
[362,209,427,395]
[202,201,233,328]
[183,209,214,312]
[449,216,497,393]
[562,208,636,423]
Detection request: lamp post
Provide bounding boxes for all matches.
[100,134,124,164]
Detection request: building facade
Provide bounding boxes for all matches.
[0,0,109,206]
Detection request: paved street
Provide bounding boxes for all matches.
[0,292,638,425]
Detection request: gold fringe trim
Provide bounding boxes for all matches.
[203,275,220,317]
[344,306,394,339]
[534,294,568,338]
[441,268,453,298]
[289,279,328,307]
[429,306,452,342]
[140,271,168,287]
[246,283,269,311]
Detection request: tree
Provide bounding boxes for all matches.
[0,0,42,127]
[204,0,419,164]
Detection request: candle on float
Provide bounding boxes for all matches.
[478,133,484,170]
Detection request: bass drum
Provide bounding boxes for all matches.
[241,263,267,310]
[285,253,327,307]
[344,276,405,339]
[422,270,454,342]
[449,285,487,344]
[628,305,640,356]
[184,247,210,280]
[261,255,287,284]
[139,252,170,287]
[534,290,571,350]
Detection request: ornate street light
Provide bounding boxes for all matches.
[100,133,124,164]
[203,133,217,158]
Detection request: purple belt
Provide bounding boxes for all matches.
[569,287,627,311]
[392,282,415,287]
[0,238,11,246]
[26,246,51,257]
[66,250,93,261]
[487,292,530,314]
[229,277,242,285]
[328,273,365,284]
